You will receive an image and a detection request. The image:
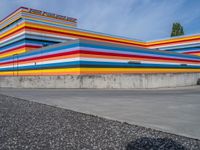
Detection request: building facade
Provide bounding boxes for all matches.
[1,7,200,76]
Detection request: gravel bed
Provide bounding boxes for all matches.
[0,94,199,150]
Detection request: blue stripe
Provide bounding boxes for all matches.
[166,47,200,53]
[0,39,57,53]
[0,61,80,71]
[80,42,200,60]
[79,61,200,68]
[0,43,79,62]
[1,61,200,71]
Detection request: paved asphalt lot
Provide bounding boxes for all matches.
[0,86,200,140]
[1,95,200,150]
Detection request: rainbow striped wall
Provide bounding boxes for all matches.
[1,39,200,76]
[146,34,200,56]
[1,7,200,76]
[0,7,77,60]
[0,7,146,61]
[0,7,76,58]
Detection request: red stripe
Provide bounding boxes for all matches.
[1,27,25,40]
[1,26,144,48]
[148,38,200,47]
[79,50,200,63]
[0,50,80,66]
[184,51,200,54]
[25,26,144,47]
[0,45,41,55]
[26,26,200,48]
[1,49,200,66]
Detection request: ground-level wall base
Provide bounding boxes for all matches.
[0,73,200,89]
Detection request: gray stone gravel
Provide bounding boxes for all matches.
[0,94,199,150]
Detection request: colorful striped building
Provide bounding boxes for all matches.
[1,7,200,76]
[147,34,200,56]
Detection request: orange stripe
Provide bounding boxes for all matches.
[80,54,200,64]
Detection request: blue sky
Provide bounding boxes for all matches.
[1,0,200,41]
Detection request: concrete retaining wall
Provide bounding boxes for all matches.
[0,73,200,89]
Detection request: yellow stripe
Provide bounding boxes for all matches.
[1,68,200,76]
[0,23,25,39]
[80,68,200,73]
[1,16,22,31]
[2,19,200,49]
[0,68,80,76]
[187,53,200,56]
[147,35,200,45]
[1,22,144,46]
[25,22,144,45]
[0,48,26,58]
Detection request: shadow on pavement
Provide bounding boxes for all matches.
[126,137,186,150]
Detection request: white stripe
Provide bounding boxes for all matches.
[26,31,77,40]
[0,31,25,44]
[0,57,80,69]
[149,41,200,49]
[1,57,200,69]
